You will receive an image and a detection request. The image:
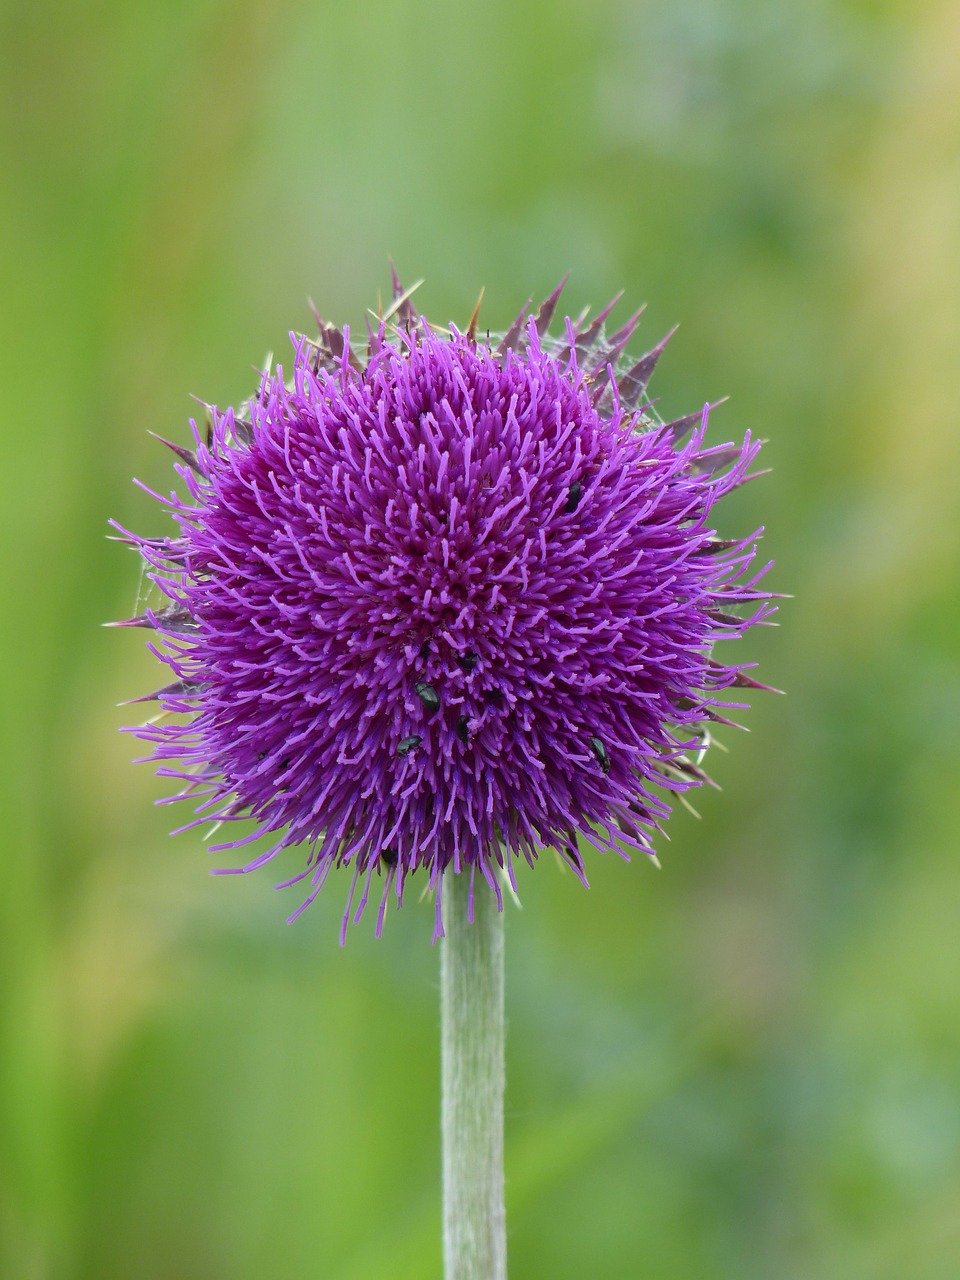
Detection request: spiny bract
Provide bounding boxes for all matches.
[113,275,774,940]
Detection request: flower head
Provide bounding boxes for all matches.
[114,277,774,939]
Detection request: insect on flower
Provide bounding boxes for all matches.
[112,273,776,941]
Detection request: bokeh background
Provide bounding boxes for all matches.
[3,0,959,1276]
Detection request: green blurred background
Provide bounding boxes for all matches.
[2,0,959,1276]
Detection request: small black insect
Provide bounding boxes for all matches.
[419,642,431,660]
[415,681,441,714]
[589,736,610,774]
[456,715,469,743]
[397,735,422,756]
[458,651,479,673]
[565,481,582,513]
[381,846,397,867]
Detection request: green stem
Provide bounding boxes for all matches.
[441,870,507,1280]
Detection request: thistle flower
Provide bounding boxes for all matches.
[113,276,774,940]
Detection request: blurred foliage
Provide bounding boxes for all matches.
[2,0,959,1276]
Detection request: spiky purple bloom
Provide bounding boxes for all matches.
[114,279,773,939]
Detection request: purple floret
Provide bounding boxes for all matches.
[115,282,774,939]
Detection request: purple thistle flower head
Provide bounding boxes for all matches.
[113,277,775,941]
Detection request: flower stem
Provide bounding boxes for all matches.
[441,871,507,1280]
